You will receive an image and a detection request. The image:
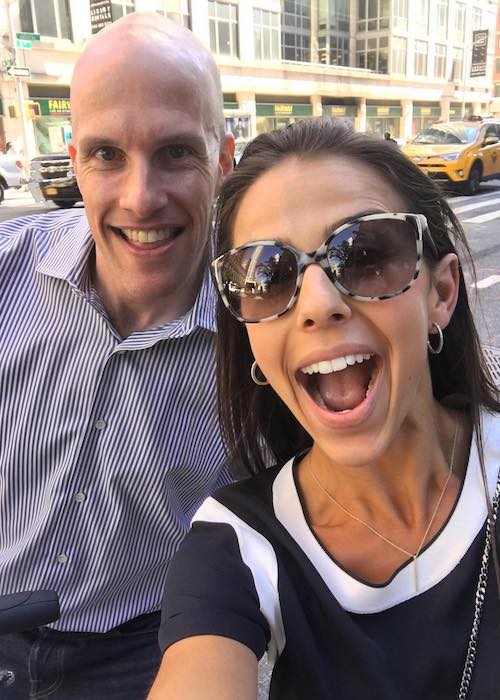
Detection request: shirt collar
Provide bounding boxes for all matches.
[36,210,217,340]
[36,210,94,290]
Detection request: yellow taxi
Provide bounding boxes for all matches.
[402,118,500,195]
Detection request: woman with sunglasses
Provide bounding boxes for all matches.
[149,120,500,700]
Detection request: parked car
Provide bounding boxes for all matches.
[402,117,500,195]
[0,152,23,204]
[28,153,81,208]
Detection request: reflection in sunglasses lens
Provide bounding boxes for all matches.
[328,219,417,297]
[221,246,297,321]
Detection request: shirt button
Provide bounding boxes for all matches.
[94,419,107,430]
[74,491,86,503]
[57,553,68,564]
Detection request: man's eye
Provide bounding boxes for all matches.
[94,146,120,162]
[165,145,189,159]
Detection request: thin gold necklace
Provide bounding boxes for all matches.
[309,422,459,592]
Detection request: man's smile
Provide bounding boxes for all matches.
[110,224,185,249]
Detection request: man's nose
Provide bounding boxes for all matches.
[118,161,168,218]
[294,264,352,329]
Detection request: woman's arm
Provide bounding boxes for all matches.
[148,635,258,700]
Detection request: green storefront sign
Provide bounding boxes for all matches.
[413,105,440,117]
[33,98,71,116]
[256,103,313,117]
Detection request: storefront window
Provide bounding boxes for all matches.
[20,0,72,40]
[366,116,399,139]
[254,8,280,61]
[209,1,239,57]
[224,115,251,140]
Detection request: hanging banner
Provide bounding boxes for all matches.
[90,0,113,34]
[470,29,488,77]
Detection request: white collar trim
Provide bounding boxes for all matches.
[273,411,500,614]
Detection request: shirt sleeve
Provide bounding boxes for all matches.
[158,521,271,659]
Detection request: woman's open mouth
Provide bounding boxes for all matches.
[297,352,382,424]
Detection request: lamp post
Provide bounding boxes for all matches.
[3,0,31,165]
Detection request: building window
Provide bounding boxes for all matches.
[495,84,500,98]
[414,40,428,77]
[209,1,239,57]
[358,0,390,32]
[414,0,429,35]
[392,0,408,31]
[357,35,388,73]
[111,0,135,21]
[19,0,73,40]
[281,0,311,63]
[254,8,280,61]
[158,0,190,28]
[434,43,447,79]
[318,0,350,66]
[472,7,482,30]
[436,0,448,39]
[452,47,463,81]
[391,36,406,74]
[454,3,466,43]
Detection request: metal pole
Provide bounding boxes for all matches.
[5,0,31,164]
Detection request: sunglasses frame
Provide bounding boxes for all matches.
[212,212,433,324]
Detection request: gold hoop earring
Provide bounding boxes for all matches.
[427,322,444,355]
[251,361,269,386]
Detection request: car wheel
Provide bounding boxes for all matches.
[464,164,482,196]
[53,200,76,208]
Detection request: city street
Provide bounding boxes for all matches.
[2,182,499,349]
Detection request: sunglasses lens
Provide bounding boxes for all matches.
[218,244,298,322]
[328,218,418,297]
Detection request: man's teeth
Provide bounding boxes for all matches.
[120,227,179,243]
[300,353,373,375]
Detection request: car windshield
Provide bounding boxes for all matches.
[412,125,478,145]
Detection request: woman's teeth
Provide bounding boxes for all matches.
[120,227,181,243]
[300,353,373,376]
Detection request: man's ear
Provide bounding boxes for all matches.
[427,253,460,331]
[218,132,235,182]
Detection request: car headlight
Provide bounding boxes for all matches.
[441,152,461,161]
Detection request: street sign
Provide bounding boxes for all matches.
[470,29,488,77]
[7,66,31,78]
[16,32,40,42]
[16,39,32,49]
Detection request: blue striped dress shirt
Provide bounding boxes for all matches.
[0,210,231,632]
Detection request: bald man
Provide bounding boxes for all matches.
[0,13,234,699]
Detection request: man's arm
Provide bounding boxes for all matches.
[148,635,257,699]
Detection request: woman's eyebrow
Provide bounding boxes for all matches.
[322,209,388,238]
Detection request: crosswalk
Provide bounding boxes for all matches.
[447,185,500,225]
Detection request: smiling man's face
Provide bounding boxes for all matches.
[69,22,233,329]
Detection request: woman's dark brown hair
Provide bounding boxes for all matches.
[214,118,500,477]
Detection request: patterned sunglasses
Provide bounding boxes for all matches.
[212,213,435,324]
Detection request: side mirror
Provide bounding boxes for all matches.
[483,135,499,146]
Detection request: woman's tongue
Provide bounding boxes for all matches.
[314,363,370,412]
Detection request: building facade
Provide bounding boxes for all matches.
[0,0,497,160]
[492,0,500,115]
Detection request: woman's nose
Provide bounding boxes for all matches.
[294,264,352,329]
